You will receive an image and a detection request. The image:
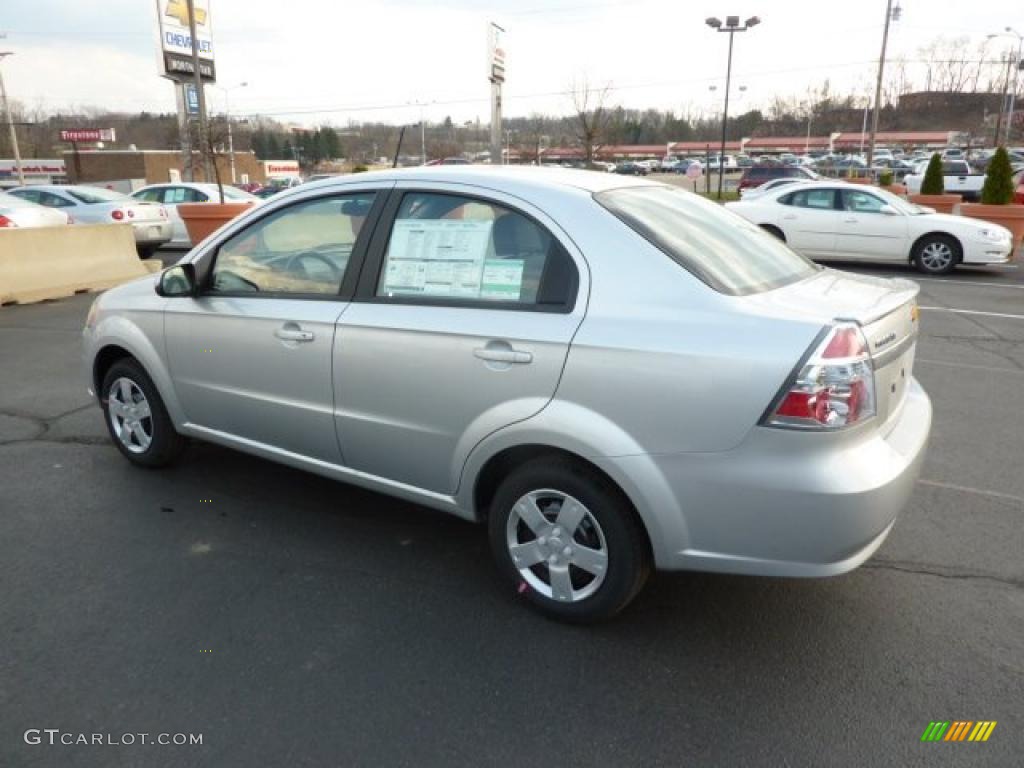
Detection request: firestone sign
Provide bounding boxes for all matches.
[60,129,116,143]
[154,0,216,83]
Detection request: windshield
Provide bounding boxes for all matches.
[868,186,930,215]
[595,185,818,296]
[67,187,129,204]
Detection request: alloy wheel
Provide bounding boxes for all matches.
[506,489,609,603]
[920,241,953,272]
[107,377,153,454]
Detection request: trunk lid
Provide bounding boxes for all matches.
[744,268,920,426]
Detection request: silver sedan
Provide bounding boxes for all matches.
[83,167,932,621]
[8,185,171,257]
[0,190,71,228]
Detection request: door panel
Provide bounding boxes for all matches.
[166,298,347,462]
[164,190,384,463]
[835,189,909,260]
[776,188,839,257]
[333,186,587,495]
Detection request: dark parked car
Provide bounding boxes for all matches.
[613,162,649,176]
[737,165,817,192]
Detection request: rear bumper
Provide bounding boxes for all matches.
[606,378,932,577]
[131,220,172,246]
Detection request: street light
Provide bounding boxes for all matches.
[705,14,760,199]
[217,81,248,183]
[0,49,25,186]
[988,28,1024,145]
[408,99,435,165]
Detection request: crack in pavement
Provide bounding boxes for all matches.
[864,559,1023,589]
[0,404,99,445]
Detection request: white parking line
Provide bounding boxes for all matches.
[917,478,1024,506]
[919,306,1024,321]
[916,359,1024,375]
[913,277,1024,290]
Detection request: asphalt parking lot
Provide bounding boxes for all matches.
[2,257,1022,767]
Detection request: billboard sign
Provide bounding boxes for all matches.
[60,129,116,143]
[155,0,216,82]
[487,22,505,84]
[184,83,200,115]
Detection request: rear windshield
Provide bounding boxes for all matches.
[595,186,818,295]
[67,187,129,204]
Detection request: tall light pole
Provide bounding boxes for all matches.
[0,50,25,186]
[185,0,211,182]
[408,99,434,164]
[867,0,900,167]
[988,28,1024,145]
[217,81,248,183]
[706,15,760,200]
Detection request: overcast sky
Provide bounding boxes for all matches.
[2,0,1020,127]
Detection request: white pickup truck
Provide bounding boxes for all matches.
[904,159,985,201]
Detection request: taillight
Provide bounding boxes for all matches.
[0,214,15,228]
[111,209,124,221]
[764,323,876,430]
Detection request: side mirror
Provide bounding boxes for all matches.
[879,204,899,216]
[156,263,196,297]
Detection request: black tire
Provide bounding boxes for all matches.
[487,456,650,622]
[100,358,185,468]
[912,234,960,275]
[760,224,786,242]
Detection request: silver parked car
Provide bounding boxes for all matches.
[83,167,932,621]
[0,190,71,228]
[8,185,171,257]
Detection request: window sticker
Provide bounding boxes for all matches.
[382,219,495,298]
[480,259,524,300]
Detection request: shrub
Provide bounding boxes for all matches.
[920,154,945,195]
[352,165,368,173]
[980,146,1015,205]
[879,169,894,187]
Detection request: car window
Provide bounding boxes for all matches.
[37,191,75,208]
[596,186,817,296]
[9,188,40,204]
[133,189,163,203]
[942,162,969,175]
[375,192,572,307]
[780,188,836,210]
[209,193,375,295]
[842,190,887,213]
[67,187,129,204]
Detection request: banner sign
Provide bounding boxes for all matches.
[60,129,116,143]
[155,0,216,82]
[487,22,505,84]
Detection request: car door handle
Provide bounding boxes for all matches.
[275,325,315,342]
[474,346,533,364]
[842,217,858,223]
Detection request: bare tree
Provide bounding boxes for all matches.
[569,76,613,166]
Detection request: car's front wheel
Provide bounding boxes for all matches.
[101,359,185,467]
[913,234,960,275]
[488,457,650,622]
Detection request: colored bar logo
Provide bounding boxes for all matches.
[921,721,997,742]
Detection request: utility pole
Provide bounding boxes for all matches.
[867,0,896,167]
[994,53,1013,144]
[186,0,211,182]
[0,49,25,186]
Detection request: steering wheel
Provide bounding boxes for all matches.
[286,251,341,280]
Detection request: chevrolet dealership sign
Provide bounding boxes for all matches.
[154,0,216,82]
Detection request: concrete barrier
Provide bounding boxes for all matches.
[0,223,149,306]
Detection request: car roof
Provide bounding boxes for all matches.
[297,165,657,197]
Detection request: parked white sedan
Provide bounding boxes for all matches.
[131,183,258,247]
[726,181,1013,274]
[0,190,71,228]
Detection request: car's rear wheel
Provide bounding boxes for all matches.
[487,457,650,622]
[101,359,184,467]
[913,234,960,275]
